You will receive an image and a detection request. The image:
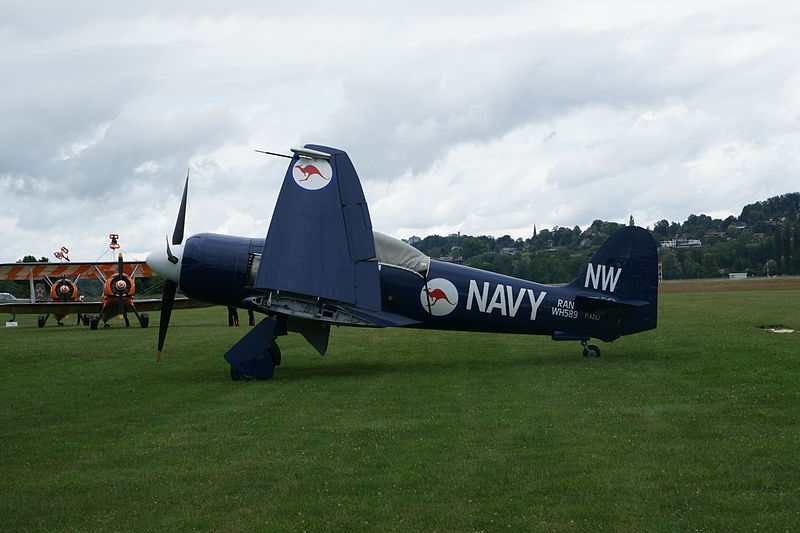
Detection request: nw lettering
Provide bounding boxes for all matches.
[584,263,622,292]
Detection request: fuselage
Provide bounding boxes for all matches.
[168,233,655,343]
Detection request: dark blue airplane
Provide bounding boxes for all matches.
[147,145,658,380]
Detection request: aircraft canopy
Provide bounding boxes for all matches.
[373,232,429,275]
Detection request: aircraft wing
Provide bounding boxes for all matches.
[339,306,420,327]
[253,145,381,312]
[126,298,214,312]
[0,297,212,315]
[0,261,155,281]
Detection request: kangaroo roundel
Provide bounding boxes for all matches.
[292,158,333,191]
[420,278,459,316]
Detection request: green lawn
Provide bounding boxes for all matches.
[1,289,798,532]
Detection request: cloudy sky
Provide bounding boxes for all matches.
[2,1,799,261]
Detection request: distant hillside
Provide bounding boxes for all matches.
[408,192,800,282]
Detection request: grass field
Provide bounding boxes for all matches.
[1,281,799,532]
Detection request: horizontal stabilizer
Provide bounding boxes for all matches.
[552,331,590,342]
[575,292,649,307]
[254,145,381,311]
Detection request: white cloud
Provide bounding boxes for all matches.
[1,1,800,260]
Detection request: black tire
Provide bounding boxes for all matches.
[586,344,601,358]
[268,341,282,366]
[37,316,46,328]
[90,317,99,330]
[230,368,267,381]
[139,314,149,328]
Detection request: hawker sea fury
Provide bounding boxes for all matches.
[148,145,658,380]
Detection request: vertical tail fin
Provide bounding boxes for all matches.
[569,226,659,334]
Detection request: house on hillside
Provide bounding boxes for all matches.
[660,238,702,249]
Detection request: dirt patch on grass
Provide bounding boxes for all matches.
[660,277,800,293]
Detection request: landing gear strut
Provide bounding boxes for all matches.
[582,340,601,358]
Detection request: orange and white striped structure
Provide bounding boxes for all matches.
[0,261,154,303]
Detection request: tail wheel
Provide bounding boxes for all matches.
[582,345,601,358]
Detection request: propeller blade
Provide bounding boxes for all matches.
[172,170,189,246]
[156,279,177,362]
[117,298,125,317]
[165,236,178,264]
[117,253,124,276]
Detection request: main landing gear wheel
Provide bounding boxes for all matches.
[230,368,268,381]
[37,315,47,328]
[268,341,282,366]
[139,313,149,328]
[582,341,601,358]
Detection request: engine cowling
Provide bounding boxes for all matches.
[51,278,78,301]
[104,274,135,298]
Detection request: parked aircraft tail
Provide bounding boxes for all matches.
[568,226,659,335]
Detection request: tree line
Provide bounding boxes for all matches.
[4,193,799,293]
[409,192,800,283]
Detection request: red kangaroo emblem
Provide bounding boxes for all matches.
[295,164,329,182]
[423,287,455,306]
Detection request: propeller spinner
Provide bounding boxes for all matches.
[146,170,189,362]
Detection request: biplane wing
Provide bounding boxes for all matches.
[0,297,210,316]
[1,259,211,327]
[0,261,154,282]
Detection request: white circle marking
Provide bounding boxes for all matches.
[420,278,459,316]
[292,158,333,191]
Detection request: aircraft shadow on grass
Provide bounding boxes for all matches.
[147,145,659,381]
